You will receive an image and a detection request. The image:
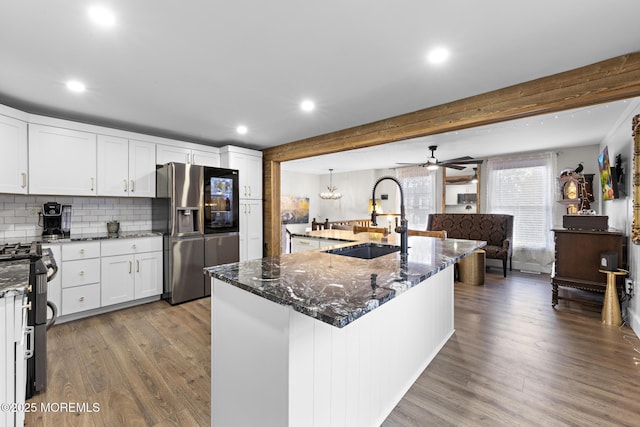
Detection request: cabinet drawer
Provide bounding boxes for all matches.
[62,258,101,288]
[101,236,162,257]
[61,283,101,315]
[62,241,101,260]
[291,237,320,253]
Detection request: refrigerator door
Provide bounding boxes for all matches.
[171,163,202,208]
[204,233,239,296]
[204,167,239,233]
[166,236,205,304]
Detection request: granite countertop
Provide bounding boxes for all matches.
[0,231,162,246]
[0,259,30,299]
[206,231,486,328]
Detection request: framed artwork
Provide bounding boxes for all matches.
[281,196,310,224]
[598,146,616,200]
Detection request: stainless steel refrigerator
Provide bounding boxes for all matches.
[153,162,240,304]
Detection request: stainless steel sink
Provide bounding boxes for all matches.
[323,243,400,259]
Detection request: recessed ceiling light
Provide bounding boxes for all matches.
[88,5,116,27]
[427,47,449,65]
[300,100,315,112]
[66,80,86,93]
[236,125,248,135]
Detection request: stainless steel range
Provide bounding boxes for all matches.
[0,242,57,398]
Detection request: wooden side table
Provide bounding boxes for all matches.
[598,268,627,326]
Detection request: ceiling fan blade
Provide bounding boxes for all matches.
[444,164,467,170]
[396,162,427,167]
[440,156,474,163]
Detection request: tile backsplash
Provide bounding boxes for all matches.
[0,194,152,240]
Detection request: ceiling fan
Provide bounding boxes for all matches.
[397,145,483,170]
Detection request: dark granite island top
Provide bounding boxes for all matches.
[205,231,485,328]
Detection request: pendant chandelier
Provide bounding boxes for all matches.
[319,168,342,200]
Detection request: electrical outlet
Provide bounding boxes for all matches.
[625,278,634,296]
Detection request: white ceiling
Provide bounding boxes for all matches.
[1,1,640,172]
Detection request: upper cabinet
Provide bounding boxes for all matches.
[28,124,97,196]
[0,114,28,194]
[220,146,262,199]
[157,144,220,167]
[97,135,156,197]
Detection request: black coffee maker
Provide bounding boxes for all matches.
[42,202,71,238]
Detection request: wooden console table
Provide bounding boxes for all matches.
[551,228,626,307]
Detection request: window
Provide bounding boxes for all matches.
[486,152,556,268]
[396,166,436,230]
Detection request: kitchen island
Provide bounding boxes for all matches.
[205,231,485,427]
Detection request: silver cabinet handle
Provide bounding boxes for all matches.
[131,244,137,250]
[129,260,132,274]
[187,153,191,164]
[23,301,32,310]
[90,177,95,191]
[79,248,85,254]
[247,204,251,214]
[79,270,85,276]
[247,185,251,197]
[136,260,140,272]
[192,153,196,165]
[79,296,85,302]
[25,326,34,359]
[21,172,27,188]
[124,179,128,192]
[131,180,135,192]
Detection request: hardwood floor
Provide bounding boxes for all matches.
[25,271,640,426]
[24,298,211,427]
[383,270,640,427]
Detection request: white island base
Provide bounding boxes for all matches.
[211,266,454,427]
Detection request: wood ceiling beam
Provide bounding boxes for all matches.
[262,52,640,256]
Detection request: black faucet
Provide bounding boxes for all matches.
[371,176,408,258]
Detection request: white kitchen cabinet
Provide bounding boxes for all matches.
[28,124,97,196]
[290,236,343,253]
[101,237,162,306]
[60,241,101,316]
[240,200,263,261]
[1,293,28,427]
[97,135,156,197]
[0,114,28,194]
[157,144,220,167]
[220,146,262,199]
[191,148,220,167]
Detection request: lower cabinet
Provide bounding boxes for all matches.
[56,236,163,319]
[101,237,162,307]
[60,241,101,316]
[290,236,345,253]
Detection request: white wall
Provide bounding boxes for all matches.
[281,168,398,226]
[600,99,640,336]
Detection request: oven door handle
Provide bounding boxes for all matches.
[46,261,58,282]
[25,326,35,359]
[46,301,58,330]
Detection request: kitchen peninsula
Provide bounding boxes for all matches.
[206,230,485,427]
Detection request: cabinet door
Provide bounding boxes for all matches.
[0,114,28,194]
[97,134,129,196]
[245,153,262,199]
[157,144,190,165]
[240,200,263,261]
[129,139,156,197]
[134,251,163,299]
[101,255,135,306]
[29,124,97,196]
[224,151,262,199]
[192,149,220,167]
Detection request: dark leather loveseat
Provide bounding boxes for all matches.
[427,213,514,277]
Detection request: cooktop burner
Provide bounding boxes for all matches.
[0,241,42,261]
